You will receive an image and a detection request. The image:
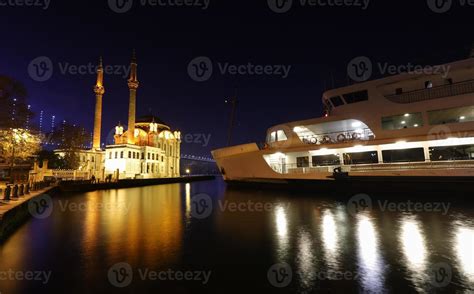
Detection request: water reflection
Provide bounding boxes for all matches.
[454,224,474,286]
[185,183,191,221]
[297,229,315,289]
[274,205,290,260]
[321,210,340,269]
[356,214,386,293]
[399,215,429,290]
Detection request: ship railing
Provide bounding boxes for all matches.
[271,163,338,175]
[385,79,474,104]
[349,160,474,172]
[270,160,474,174]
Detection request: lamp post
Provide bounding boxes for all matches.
[185,168,191,176]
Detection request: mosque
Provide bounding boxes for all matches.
[58,52,181,180]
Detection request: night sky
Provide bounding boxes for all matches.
[0,0,472,156]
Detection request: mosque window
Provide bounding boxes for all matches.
[148,153,150,160]
[109,152,112,159]
[115,152,118,159]
[142,153,145,160]
[161,156,164,162]
[152,154,155,160]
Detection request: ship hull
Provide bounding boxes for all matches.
[212,143,474,194]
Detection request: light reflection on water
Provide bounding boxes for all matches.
[399,215,429,291]
[321,210,341,270]
[356,214,386,293]
[0,180,473,293]
[454,223,474,287]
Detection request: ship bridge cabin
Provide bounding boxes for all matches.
[263,58,474,175]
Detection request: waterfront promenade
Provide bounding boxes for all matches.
[0,185,57,241]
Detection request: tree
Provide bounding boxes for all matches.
[0,75,33,129]
[36,150,66,169]
[49,123,90,169]
[0,128,42,164]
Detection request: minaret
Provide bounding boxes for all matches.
[127,50,139,145]
[93,57,105,150]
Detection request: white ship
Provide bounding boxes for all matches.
[212,56,474,191]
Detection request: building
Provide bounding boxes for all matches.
[55,53,181,180]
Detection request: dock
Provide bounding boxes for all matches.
[0,186,58,242]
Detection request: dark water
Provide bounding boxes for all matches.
[0,179,473,293]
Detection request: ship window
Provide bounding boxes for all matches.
[277,130,288,141]
[382,148,425,163]
[268,132,277,143]
[296,156,309,168]
[342,90,369,104]
[382,112,424,130]
[343,151,378,165]
[330,96,344,107]
[312,155,340,166]
[430,144,474,161]
[428,105,474,125]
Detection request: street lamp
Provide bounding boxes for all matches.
[185,168,190,176]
